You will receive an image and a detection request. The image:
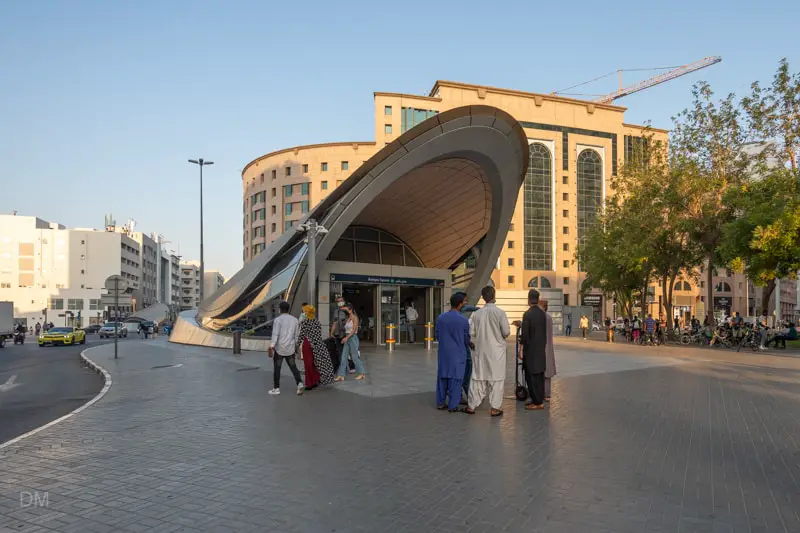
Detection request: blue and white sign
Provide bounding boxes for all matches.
[331,273,444,287]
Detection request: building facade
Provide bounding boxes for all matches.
[241,80,667,323]
[0,214,183,325]
[203,271,225,300]
[179,262,201,310]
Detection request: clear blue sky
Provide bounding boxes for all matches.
[1,0,797,278]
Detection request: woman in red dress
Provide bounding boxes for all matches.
[296,305,334,390]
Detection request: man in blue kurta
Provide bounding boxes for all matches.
[435,292,471,412]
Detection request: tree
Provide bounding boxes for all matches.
[672,82,751,325]
[577,191,653,321]
[615,134,703,330]
[721,59,800,313]
[741,58,800,171]
[721,168,800,311]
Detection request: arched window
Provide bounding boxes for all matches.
[577,149,603,270]
[673,281,692,291]
[714,282,732,293]
[328,226,423,267]
[524,143,552,270]
[527,276,552,289]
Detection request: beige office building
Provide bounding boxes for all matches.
[241,80,668,322]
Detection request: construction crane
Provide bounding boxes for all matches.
[553,56,722,104]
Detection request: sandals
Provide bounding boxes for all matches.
[490,409,504,417]
[333,376,345,382]
[525,403,545,410]
[354,374,366,381]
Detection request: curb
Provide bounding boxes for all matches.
[0,345,113,451]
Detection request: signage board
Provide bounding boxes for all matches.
[330,273,445,287]
[713,296,732,312]
[581,294,603,308]
[104,275,129,293]
[101,294,133,307]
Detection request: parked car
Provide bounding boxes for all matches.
[592,322,602,331]
[39,326,86,347]
[83,324,102,334]
[99,322,128,338]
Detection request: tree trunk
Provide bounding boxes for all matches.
[666,273,678,331]
[760,278,777,316]
[661,276,669,326]
[706,253,714,326]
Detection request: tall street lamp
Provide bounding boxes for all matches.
[188,158,214,304]
[296,219,328,307]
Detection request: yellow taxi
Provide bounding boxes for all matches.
[38,327,86,347]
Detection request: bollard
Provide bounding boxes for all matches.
[424,322,434,350]
[233,330,242,355]
[385,323,396,352]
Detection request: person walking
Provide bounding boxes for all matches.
[435,292,471,412]
[520,289,547,410]
[334,305,366,381]
[329,295,348,371]
[643,313,656,344]
[465,286,510,417]
[564,313,572,336]
[579,314,589,340]
[605,316,614,342]
[34,322,41,337]
[539,298,557,402]
[405,300,418,343]
[460,300,479,404]
[268,301,304,396]
[296,304,334,389]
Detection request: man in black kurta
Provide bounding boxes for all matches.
[519,289,547,410]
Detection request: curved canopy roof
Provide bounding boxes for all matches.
[199,105,529,329]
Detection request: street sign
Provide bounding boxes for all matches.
[101,294,132,307]
[104,275,129,292]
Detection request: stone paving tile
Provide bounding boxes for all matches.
[1,339,800,533]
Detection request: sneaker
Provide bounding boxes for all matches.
[296,383,304,395]
[268,388,280,395]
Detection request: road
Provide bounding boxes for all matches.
[0,334,127,444]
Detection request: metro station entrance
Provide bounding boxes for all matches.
[329,273,445,346]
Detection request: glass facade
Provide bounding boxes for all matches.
[327,226,422,267]
[523,143,553,271]
[577,149,603,270]
[401,107,438,133]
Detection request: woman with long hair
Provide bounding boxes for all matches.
[296,304,334,389]
[334,304,366,381]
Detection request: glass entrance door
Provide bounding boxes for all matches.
[380,286,399,345]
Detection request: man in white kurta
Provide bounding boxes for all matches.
[466,286,511,416]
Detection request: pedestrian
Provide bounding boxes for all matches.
[460,300,480,404]
[632,315,641,343]
[34,322,41,336]
[579,314,589,340]
[405,300,418,343]
[296,304,334,389]
[334,305,366,381]
[758,310,770,350]
[268,301,305,396]
[520,289,547,410]
[540,298,557,402]
[329,294,348,371]
[435,292,471,412]
[564,313,572,336]
[464,286,510,417]
[643,313,656,344]
[605,316,614,342]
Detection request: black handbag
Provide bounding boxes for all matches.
[514,327,528,401]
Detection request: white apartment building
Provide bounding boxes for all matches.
[0,214,185,326]
[0,215,141,326]
[203,271,225,300]
[180,262,201,310]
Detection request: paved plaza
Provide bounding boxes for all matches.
[2,338,800,533]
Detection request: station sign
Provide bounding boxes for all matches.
[330,273,445,287]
